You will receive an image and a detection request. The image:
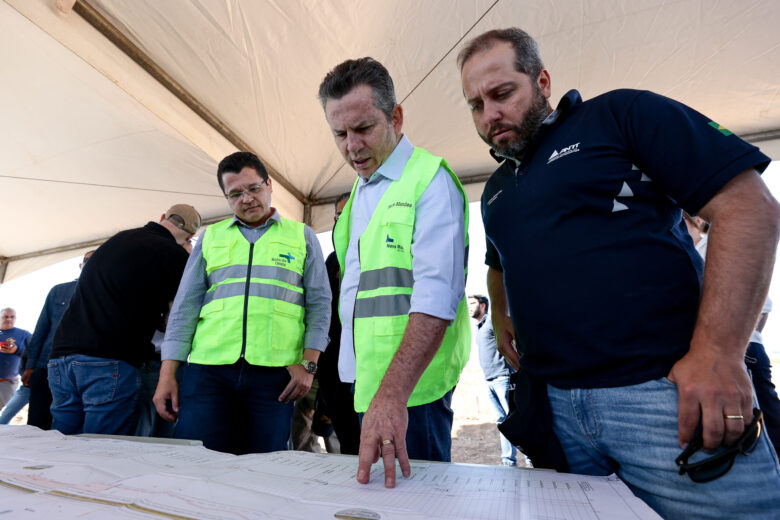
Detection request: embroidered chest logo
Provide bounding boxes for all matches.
[273,252,295,266]
[547,142,580,164]
[385,234,405,252]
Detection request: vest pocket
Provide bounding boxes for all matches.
[381,208,414,254]
[206,241,232,269]
[362,315,406,374]
[270,300,304,353]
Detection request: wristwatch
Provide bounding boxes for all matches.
[300,360,318,375]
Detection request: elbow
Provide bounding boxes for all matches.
[762,192,780,241]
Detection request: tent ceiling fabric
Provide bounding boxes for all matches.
[2,0,779,280]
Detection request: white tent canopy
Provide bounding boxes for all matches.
[2,0,779,281]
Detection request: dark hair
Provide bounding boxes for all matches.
[334,192,351,213]
[217,152,269,193]
[318,57,396,121]
[457,28,544,78]
[470,294,489,313]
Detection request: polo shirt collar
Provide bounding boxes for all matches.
[489,89,583,165]
[364,134,413,184]
[230,208,281,229]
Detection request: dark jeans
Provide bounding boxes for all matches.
[134,360,176,438]
[406,389,455,461]
[745,341,780,455]
[27,367,53,429]
[360,388,455,462]
[317,376,361,455]
[174,361,294,455]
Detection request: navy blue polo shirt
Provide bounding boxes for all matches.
[482,89,770,389]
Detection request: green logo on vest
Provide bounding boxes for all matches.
[708,121,732,136]
[385,234,404,252]
[272,252,296,266]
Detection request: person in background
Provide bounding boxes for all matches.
[0,308,30,411]
[134,237,195,439]
[468,294,518,466]
[316,192,362,455]
[18,250,94,430]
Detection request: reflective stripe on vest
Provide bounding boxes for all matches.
[334,147,471,412]
[191,216,306,366]
[207,264,303,288]
[202,280,305,308]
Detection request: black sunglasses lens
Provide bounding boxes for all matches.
[688,456,736,483]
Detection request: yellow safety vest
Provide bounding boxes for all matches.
[334,147,471,412]
[191,216,307,366]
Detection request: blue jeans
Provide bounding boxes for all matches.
[174,361,294,455]
[486,376,517,465]
[548,378,780,519]
[47,355,139,435]
[0,384,30,424]
[745,341,780,455]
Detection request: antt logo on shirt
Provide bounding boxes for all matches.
[547,142,580,164]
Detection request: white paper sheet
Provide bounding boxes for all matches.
[0,425,660,519]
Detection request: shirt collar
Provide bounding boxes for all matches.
[363,134,413,184]
[489,89,582,165]
[477,315,487,328]
[230,208,281,230]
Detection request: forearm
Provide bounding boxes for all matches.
[159,360,181,380]
[693,170,780,359]
[373,312,448,405]
[487,267,509,318]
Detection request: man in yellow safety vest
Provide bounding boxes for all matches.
[318,57,471,487]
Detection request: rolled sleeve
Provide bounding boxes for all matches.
[302,225,332,352]
[161,234,208,361]
[409,166,466,320]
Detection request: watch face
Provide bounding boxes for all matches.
[302,361,317,374]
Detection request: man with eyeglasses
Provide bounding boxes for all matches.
[154,152,330,455]
[48,205,200,435]
[458,27,780,518]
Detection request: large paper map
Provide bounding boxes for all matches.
[0,426,660,519]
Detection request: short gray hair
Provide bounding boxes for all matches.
[318,57,397,121]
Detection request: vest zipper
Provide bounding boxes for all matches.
[241,242,255,359]
[352,240,360,361]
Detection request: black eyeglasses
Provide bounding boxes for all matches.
[225,182,268,201]
[675,408,763,483]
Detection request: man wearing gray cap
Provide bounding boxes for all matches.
[49,205,200,435]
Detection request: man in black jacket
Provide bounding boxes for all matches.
[48,204,200,435]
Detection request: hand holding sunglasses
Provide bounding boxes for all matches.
[675,408,763,483]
